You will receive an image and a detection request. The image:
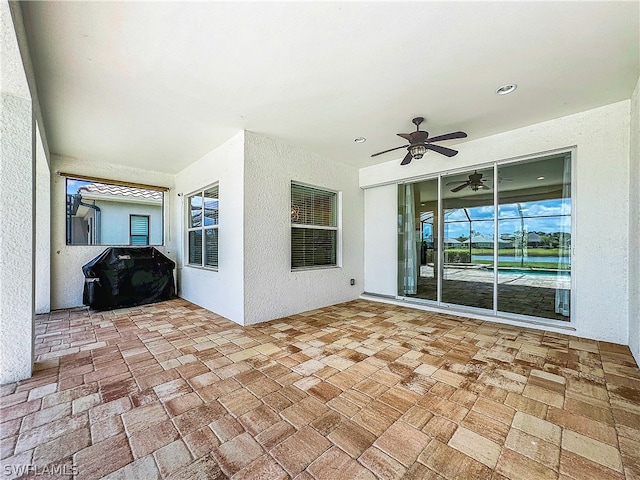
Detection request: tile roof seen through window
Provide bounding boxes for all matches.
[78,182,162,201]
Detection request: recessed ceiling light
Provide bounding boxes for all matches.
[537,176,545,180]
[354,137,366,143]
[496,84,517,95]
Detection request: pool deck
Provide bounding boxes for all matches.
[421,265,570,289]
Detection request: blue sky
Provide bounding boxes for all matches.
[65,179,92,195]
[422,199,571,239]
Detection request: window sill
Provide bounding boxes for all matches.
[184,264,219,272]
[291,265,340,272]
[65,244,165,247]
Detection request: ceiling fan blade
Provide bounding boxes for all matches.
[426,143,459,157]
[451,182,470,192]
[371,145,408,157]
[445,180,468,186]
[400,151,413,165]
[427,131,468,143]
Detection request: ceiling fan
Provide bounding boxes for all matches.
[371,117,467,165]
[447,170,491,192]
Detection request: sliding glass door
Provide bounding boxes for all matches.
[441,168,494,310]
[397,152,572,323]
[497,154,571,320]
[397,179,438,301]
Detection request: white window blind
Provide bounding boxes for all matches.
[130,215,149,245]
[291,183,338,269]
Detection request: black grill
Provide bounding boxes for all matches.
[82,247,175,310]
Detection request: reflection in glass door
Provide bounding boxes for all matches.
[441,168,495,310]
[497,154,571,320]
[397,152,572,323]
[398,179,438,301]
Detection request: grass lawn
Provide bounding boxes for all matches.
[438,248,570,270]
[448,247,570,257]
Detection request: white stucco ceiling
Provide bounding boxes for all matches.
[20,1,639,174]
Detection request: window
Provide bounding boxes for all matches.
[187,185,219,268]
[64,176,165,246]
[130,215,150,245]
[291,183,338,269]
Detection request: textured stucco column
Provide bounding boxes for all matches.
[1,0,35,384]
[629,76,640,366]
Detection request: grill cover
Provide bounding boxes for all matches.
[82,247,176,310]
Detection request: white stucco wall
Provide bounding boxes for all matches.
[629,76,640,365]
[174,132,245,324]
[364,185,397,296]
[242,132,363,325]
[91,200,162,245]
[35,122,51,314]
[361,101,631,345]
[50,156,176,309]
[1,0,34,383]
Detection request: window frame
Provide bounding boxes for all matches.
[185,183,219,270]
[63,175,165,246]
[129,214,150,246]
[290,182,340,271]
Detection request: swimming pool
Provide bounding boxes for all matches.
[473,255,570,264]
[480,266,571,277]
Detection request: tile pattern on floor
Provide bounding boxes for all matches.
[1,298,639,479]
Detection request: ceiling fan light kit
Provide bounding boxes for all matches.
[409,144,426,159]
[371,117,467,166]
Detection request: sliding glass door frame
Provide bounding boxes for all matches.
[437,175,443,305]
[492,164,499,313]
[437,161,497,314]
[396,148,575,327]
